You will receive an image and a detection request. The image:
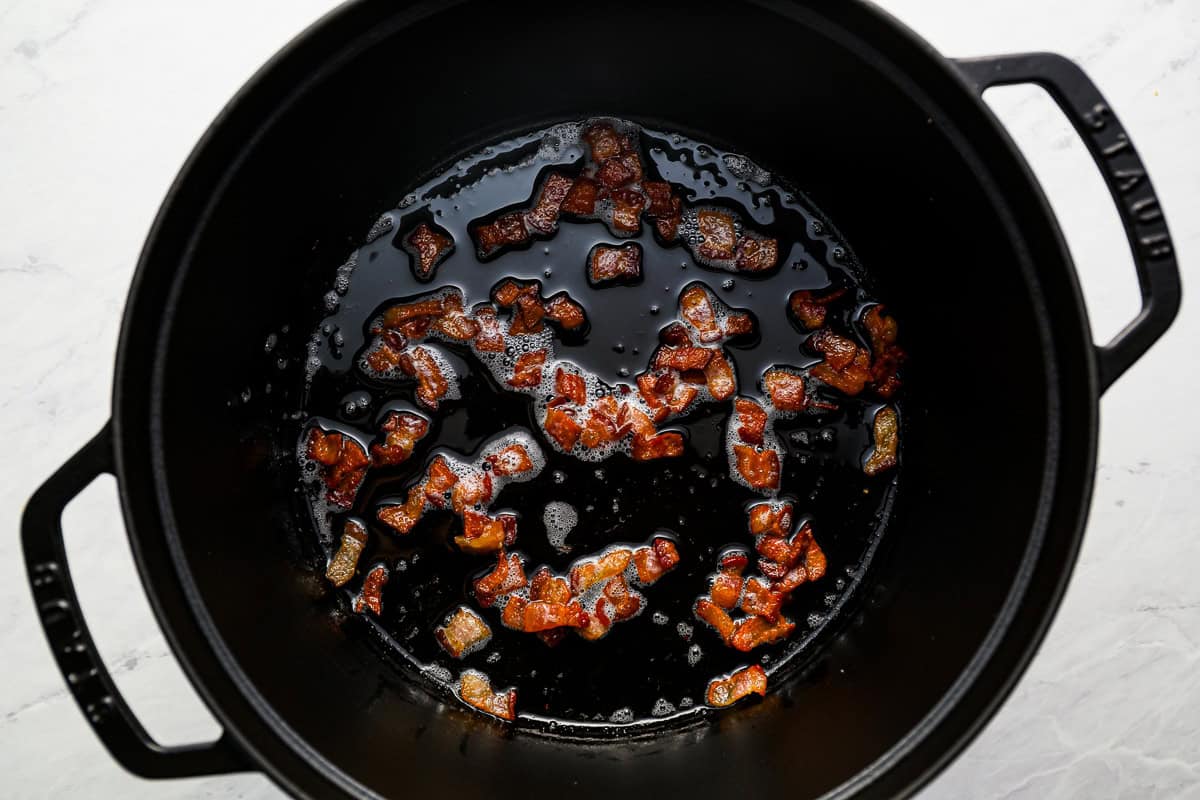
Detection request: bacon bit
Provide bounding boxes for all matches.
[561,176,599,216]
[603,575,643,619]
[710,552,748,610]
[748,502,793,538]
[382,298,444,329]
[370,411,430,466]
[788,288,846,330]
[697,210,737,260]
[597,157,636,189]
[353,564,388,615]
[772,564,809,594]
[432,291,480,341]
[524,172,574,234]
[472,307,506,353]
[491,279,527,307]
[763,368,807,413]
[544,294,587,330]
[364,332,406,373]
[530,567,572,604]
[695,598,735,643]
[863,305,904,398]
[740,578,784,621]
[455,510,517,554]
[570,548,633,593]
[486,443,535,477]
[555,368,588,406]
[733,444,780,491]
[305,428,369,508]
[706,665,767,708]
[704,351,736,401]
[501,596,588,632]
[509,294,546,335]
[451,469,494,513]
[544,406,582,451]
[654,345,714,371]
[730,615,795,651]
[399,346,453,410]
[577,599,614,641]
[581,396,621,448]
[458,670,516,721]
[406,222,454,280]
[806,540,827,581]
[723,311,754,337]
[863,405,899,476]
[659,322,693,346]
[435,606,492,659]
[654,196,683,240]
[680,284,721,342]
[509,350,546,388]
[643,181,675,217]
[325,519,368,587]
[611,188,646,232]
[632,429,685,461]
[583,123,623,161]
[809,329,872,396]
[421,456,459,509]
[474,212,529,257]
[376,484,427,534]
[474,551,527,607]
[733,397,768,445]
[735,237,778,272]
[636,373,668,422]
[617,152,643,183]
[589,243,642,285]
[632,537,681,584]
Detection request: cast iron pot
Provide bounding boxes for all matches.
[22,1,1181,797]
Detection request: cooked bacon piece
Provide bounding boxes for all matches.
[543,406,582,451]
[474,551,527,607]
[472,307,506,353]
[695,597,735,643]
[636,372,669,422]
[583,123,623,161]
[763,368,807,413]
[510,294,547,335]
[451,469,494,513]
[654,346,714,371]
[704,351,736,401]
[723,311,754,337]
[399,346,453,410]
[654,196,683,241]
[370,411,430,466]
[603,575,643,619]
[433,291,480,341]
[485,442,535,477]
[577,598,615,641]
[680,284,721,343]
[570,548,633,593]
[325,519,368,587]
[617,152,643,183]
[525,172,574,234]
[555,368,588,406]
[611,188,646,232]
[382,298,444,329]
[735,237,778,272]
[788,288,847,330]
[632,429,685,461]
[864,405,899,476]
[561,176,599,216]
[435,606,492,659]
[697,210,737,260]
[474,212,529,257]
[643,181,675,218]
[455,510,517,554]
[581,395,621,448]
[501,596,588,632]
[740,577,784,622]
[771,563,810,594]
[632,537,681,584]
[544,294,587,330]
[756,533,801,566]
[363,331,406,374]
[710,551,748,610]
[597,157,636,190]
[706,665,767,708]
[660,321,693,346]
[733,444,780,491]
[406,222,454,280]
[730,615,795,651]
[353,564,388,615]
[509,350,546,388]
[748,501,793,538]
[491,279,529,308]
[805,538,827,581]
[422,455,459,508]
[305,427,369,508]
[458,670,516,721]
[863,305,904,398]
[809,329,872,396]
[530,567,572,604]
[589,243,642,285]
[376,484,427,534]
[733,397,768,445]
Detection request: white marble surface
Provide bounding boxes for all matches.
[1,0,1196,797]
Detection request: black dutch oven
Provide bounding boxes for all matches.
[22,1,1181,797]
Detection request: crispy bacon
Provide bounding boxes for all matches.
[455,510,516,554]
[732,444,780,491]
[589,243,642,285]
[382,298,444,329]
[788,288,846,330]
[364,331,406,373]
[654,196,683,240]
[474,551,527,607]
[370,411,430,466]
[643,181,675,218]
[611,188,646,232]
[710,551,748,609]
[734,237,778,272]
[423,456,459,508]
[660,322,693,346]
[863,305,904,398]
[530,566,572,604]
[697,210,737,260]
[632,429,685,461]
[353,564,388,615]
[704,351,736,401]
[510,294,546,335]
[399,346,453,410]
[555,368,588,406]
[544,294,587,330]
[501,596,588,632]
[376,484,427,534]
[475,212,529,257]
[748,501,793,538]
[305,427,369,508]
[577,598,615,641]
[570,548,633,593]
[544,405,582,451]
[435,606,492,659]
[406,222,454,280]
[695,598,735,643]
[472,307,506,353]
[809,329,872,396]
[561,176,599,216]
[433,291,480,341]
[603,575,643,620]
[581,396,621,448]
[325,519,368,587]
[525,172,574,234]
[730,615,795,651]
[654,346,714,371]
[679,284,721,342]
[733,397,768,445]
[583,123,623,161]
[740,577,784,621]
[485,443,535,477]
[763,368,807,413]
[509,350,546,388]
[864,405,899,476]
[450,469,494,513]
[458,670,516,721]
[706,665,767,708]
[632,537,681,584]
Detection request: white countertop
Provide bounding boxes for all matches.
[1,1,1196,797]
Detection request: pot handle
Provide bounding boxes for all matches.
[21,422,247,779]
[954,52,1181,392]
